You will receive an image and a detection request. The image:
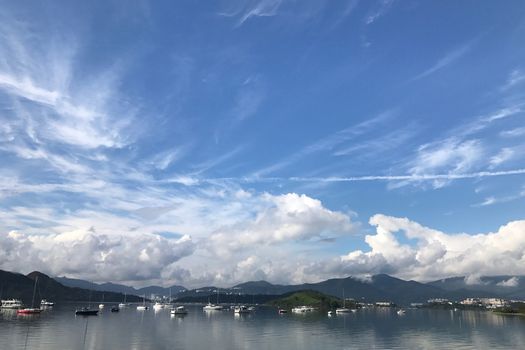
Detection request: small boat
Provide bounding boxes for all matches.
[292,306,315,313]
[119,293,127,308]
[17,308,42,315]
[75,308,99,316]
[171,306,188,315]
[336,288,350,313]
[278,308,288,314]
[17,277,42,315]
[234,305,250,314]
[203,303,223,311]
[40,299,54,307]
[1,299,23,309]
[110,306,119,312]
[328,310,334,316]
[98,304,105,309]
[397,309,406,315]
[153,302,164,310]
[137,294,149,310]
[248,306,256,311]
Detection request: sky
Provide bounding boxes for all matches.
[0,0,525,288]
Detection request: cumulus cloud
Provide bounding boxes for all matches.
[317,214,525,282]
[0,228,195,283]
[205,193,355,257]
[497,276,520,287]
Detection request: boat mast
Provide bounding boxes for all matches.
[31,276,38,308]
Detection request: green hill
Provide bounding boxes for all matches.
[267,290,348,309]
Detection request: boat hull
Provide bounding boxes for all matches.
[75,309,99,316]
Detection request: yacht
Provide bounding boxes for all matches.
[278,308,288,314]
[119,293,128,308]
[234,305,250,314]
[137,294,149,310]
[75,308,99,316]
[171,306,188,315]
[203,303,223,311]
[17,277,42,315]
[291,306,315,313]
[153,302,164,310]
[397,309,406,315]
[1,299,23,309]
[98,303,105,309]
[40,299,54,307]
[336,288,351,313]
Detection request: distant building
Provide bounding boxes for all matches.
[427,298,450,304]
[460,298,482,306]
[480,298,508,309]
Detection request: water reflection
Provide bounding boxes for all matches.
[1,305,525,349]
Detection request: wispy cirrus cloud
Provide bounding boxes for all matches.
[411,40,475,81]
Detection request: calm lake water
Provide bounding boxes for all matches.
[1,304,525,350]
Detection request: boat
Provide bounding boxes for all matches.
[119,293,127,308]
[75,281,99,316]
[397,309,406,315]
[203,303,223,311]
[248,306,256,311]
[291,306,315,313]
[336,288,350,313]
[40,299,54,307]
[137,294,149,310]
[17,276,42,315]
[278,308,288,314]
[98,304,105,309]
[234,305,250,314]
[1,299,23,309]
[171,306,188,315]
[75,308,99,316]
[110,306,119,312]
[153,302,164,310]
[328,310,334,316]
[203,289,223,311]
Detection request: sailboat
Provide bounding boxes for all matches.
[203,289,223,310]
[99,293,105,309]
[17,277,42,315]
[336,288,350,313]
[75,282,99,316]
[137,294,148,310]
[119,293,127,308]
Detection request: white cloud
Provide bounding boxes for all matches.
[497,276,520,287]
[412,41,473,80]
[406,138,484,188]
[206,192,355,257]
[365,0,394,25]
[489,148,515,168]
[500,127,525,138]
[323,214,525,282]
[0,228,195,283]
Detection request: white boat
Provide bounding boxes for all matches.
[328,310,334,316]
[137,294,148,310]
[171,306,188,315]
[203,289,223,311]
[153,302,164,310]
[397,309,406,315]
[234,305,250,314]
[1,299,23,309]
[119,293,127,308]
[336,288,351,313]
[99,304,105,309]
[291,306,314,313]
[40,299,54,307]
[203,303,223,311]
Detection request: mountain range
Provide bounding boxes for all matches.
[3,269,524,305]
[55,273,525,305]
[0,270,142,304]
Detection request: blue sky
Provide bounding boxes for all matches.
[1,0,525,287]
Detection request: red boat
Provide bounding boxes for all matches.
[17,308,42,315]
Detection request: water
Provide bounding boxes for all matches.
[1,304,525,350]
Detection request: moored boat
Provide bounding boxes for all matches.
[1,299,23,309]
[171,306,188,315]
[40,299,54,307]
[234,305,250,314]
[75,308,99,316]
